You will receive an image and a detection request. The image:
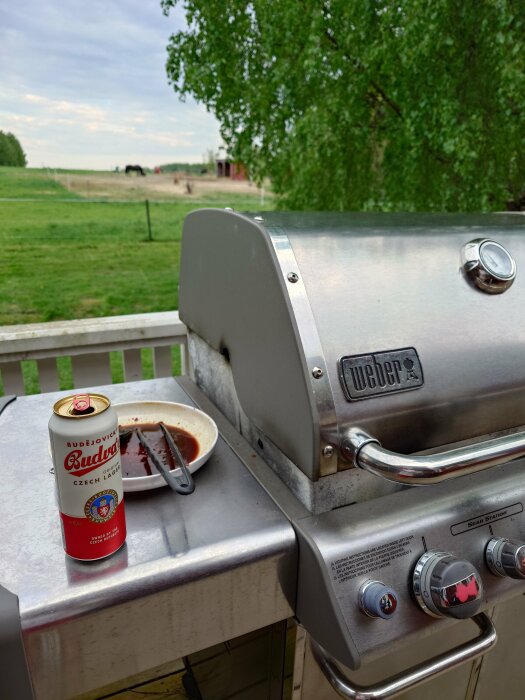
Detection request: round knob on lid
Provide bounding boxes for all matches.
[359,580,398,619]
[486,538,525,579]
[413,551,483,619]
[462,238,516,294]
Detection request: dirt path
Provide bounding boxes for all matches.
[56,172,269,200]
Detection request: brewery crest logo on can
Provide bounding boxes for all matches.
[49,393,126,560]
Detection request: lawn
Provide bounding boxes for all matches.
[0,166,82,199]
[0,167,275,393]
[2,199,195,323]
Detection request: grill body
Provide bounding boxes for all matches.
[179,210,525,699]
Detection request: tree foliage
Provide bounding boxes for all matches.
[162,1,524,211]
[0,131,27,167]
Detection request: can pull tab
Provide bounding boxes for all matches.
[72,394,92,414]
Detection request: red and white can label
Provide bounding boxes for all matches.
[61,496,126,560]
[50,402,126,561]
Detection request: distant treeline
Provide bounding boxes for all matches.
[156,162,211,174]
[0,131,27,167]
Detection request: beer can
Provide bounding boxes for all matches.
[49,393,126,561]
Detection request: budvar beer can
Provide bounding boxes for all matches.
[49,393,126,560]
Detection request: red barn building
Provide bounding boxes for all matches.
[216,159,247,181]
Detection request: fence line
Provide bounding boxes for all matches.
[0,197,253,204]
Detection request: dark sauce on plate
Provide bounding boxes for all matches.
[119,422,199,478]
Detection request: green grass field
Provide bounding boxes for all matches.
[0,166,275,394]
[2,199,196,323]
[0,167,82,199]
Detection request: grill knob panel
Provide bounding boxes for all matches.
[359,580,398,619]
[413,551,483,619]
[486,537,525,579]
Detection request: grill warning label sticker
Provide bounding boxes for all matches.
[330,536,414,584]
[450,502,523,535]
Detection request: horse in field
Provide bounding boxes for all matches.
[125,164,146,176]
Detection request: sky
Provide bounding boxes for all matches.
[0,0,223,169]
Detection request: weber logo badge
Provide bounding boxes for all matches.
[339,348,423,400]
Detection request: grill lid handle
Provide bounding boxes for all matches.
[311,613,496,700]
[342,426,525,485]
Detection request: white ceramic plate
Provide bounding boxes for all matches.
[115,401,218,492]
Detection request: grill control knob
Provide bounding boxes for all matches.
[413,551,483,619]
[359,580,398,619]
[486,538,525,579]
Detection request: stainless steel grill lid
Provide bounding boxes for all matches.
[179,210,525,483]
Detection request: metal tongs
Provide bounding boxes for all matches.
[135,423,195,495]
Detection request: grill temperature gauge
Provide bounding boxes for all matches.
[462,238,516,294]
[413,551,483,619]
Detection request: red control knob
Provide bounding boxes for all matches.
[413,551,483,619]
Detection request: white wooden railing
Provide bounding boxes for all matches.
[0,311,188,396]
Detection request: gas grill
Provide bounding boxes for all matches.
[179,210,525,699]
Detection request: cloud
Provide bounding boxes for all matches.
[0,0,222,168]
